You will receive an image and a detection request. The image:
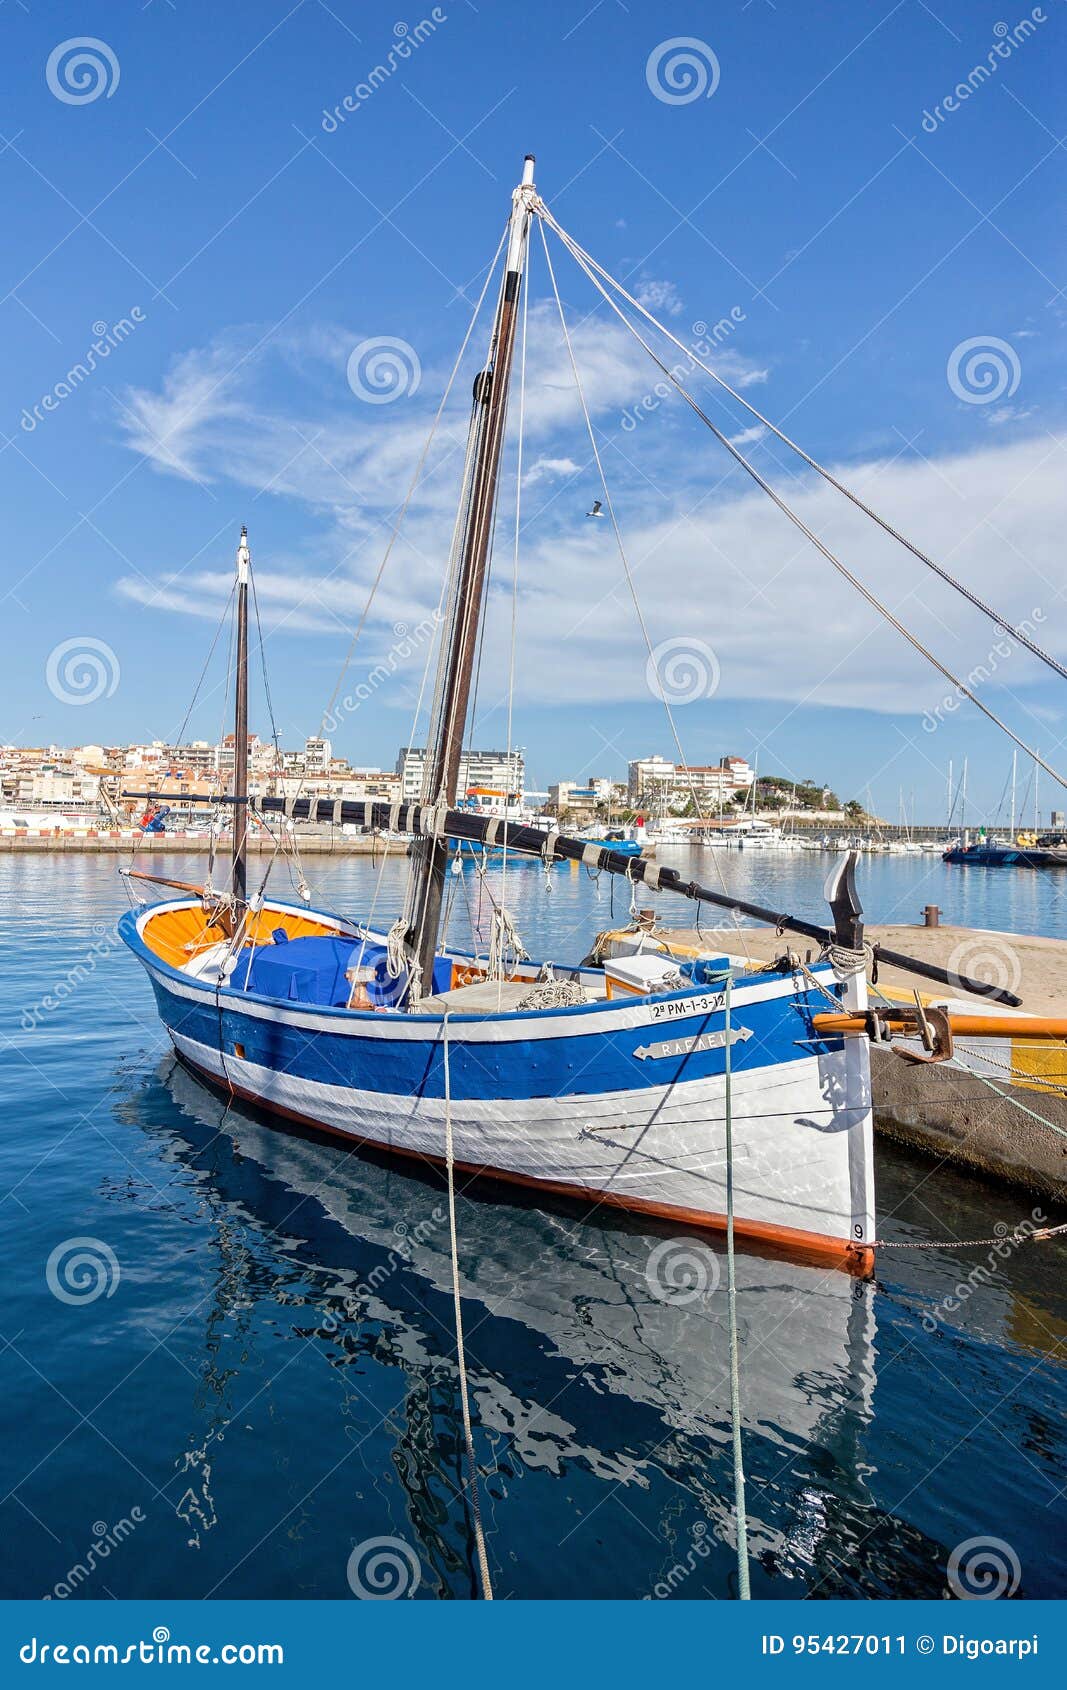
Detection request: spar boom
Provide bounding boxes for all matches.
[122,789,1023,1007]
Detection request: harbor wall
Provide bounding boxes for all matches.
[0,832,405,855]
[870,1050,1067,1201]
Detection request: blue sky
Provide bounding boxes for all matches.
[1,0,1064,821]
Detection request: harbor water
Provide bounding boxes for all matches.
[2,848,1065,1600]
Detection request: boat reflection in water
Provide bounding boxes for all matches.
[138,1058,953,1599]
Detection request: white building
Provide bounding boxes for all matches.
[627,756,675,806]
[629,754,754,808]
[0,764,101,812]
[158,741,220,779]
[275,769,401,804]
[396,747,525,804]
[303,737,333,774]
[721,755,754,788]
[548,777,622,812]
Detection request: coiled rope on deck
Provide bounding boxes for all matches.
[440,1014,494,1600]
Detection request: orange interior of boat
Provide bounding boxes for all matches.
[141,902,340,970]
[140,902,510,991]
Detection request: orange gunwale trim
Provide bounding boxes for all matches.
[176,1051,874,1278]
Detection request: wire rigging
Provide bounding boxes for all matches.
[538,209,1067,794]
[538,203,1067,691]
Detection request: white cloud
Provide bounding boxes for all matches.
[523,456,582,485]
[634,278,684,318]
[111,316,1067,727]
[727,425,766,448]
[985,404,1036,428]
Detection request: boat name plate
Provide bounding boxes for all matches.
[634,1027,753,1060]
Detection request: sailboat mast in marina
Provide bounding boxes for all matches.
[120,154,1048,1276]
[231,526,251,908]
[405,156,536,995]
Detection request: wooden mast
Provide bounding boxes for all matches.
[406,155,536,993]
[232,525,250,906]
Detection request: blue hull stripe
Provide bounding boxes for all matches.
[141,971,840,1104]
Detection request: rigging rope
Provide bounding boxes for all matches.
[540,211,1067,794]
[440,1013,494,1600]
[723,975,751,1600]
[537,220,754,966]
[249,566,281,771]
[487,904,528,979]
[538,203,1067,692]
[948,1048,1067,1137]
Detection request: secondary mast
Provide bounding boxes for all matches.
[232,525,250,906]
[406,155,536,993]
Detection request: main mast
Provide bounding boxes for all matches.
[406,155,536,993]
[232,525,250,906]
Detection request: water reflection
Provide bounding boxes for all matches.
[117,1056,953,1598]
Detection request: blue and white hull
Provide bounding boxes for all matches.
[119,897,876,1271]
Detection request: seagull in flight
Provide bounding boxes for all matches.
[587,499,603,518]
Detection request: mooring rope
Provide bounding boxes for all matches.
[440,1014,494,1600]
[723,976,751,1599]
[946,1050,1067,1140]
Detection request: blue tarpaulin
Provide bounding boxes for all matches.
[240,935,452,1007]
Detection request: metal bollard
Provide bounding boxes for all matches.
[922,904,940,928]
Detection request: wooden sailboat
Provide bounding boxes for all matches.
[119,156,1036,1276]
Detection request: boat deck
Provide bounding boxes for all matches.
[656,922,1067,1012]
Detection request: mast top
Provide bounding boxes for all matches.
[236,525,250,586]
[506,156,537,272]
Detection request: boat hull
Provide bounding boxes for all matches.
[120,900,876,1272]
